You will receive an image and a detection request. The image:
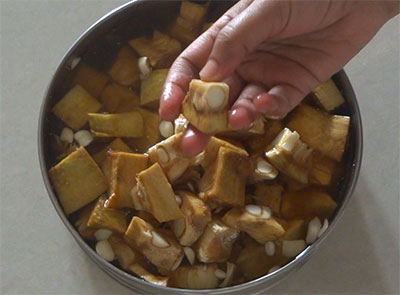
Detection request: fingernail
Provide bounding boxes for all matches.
[255,93,278,113]
[200,59,219,81]
[268,87,287,103]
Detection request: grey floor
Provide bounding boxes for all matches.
[1,1,399,294]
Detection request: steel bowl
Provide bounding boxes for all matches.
[38,1,363,294]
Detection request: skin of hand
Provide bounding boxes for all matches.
[159,0,399,156]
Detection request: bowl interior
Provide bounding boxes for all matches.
[38,1,362,293]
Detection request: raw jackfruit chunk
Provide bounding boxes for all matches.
[281,188,337,220]
[309,151,337,186]
[100,83,140,113]
[129,31,181,69]
[265,128,313,184]
[199,147,249,207]
[133,163,183,222]
[73,63,109,98]
[129,264,169,286]
[287,104,350,161]
[147,133,191,182]
[74,202,96,240]
[182,79,230,134]
[48,147,107,214]
[88,112,143,138]
[171,191,211,246]
[280,219,307,241]
[126,108,161,152]
[87,196,127,234]
[253,183,284,214]
[140,68,169,108]
[246,119,283,154]
[108,235,146,270]
[108,46,140,88]
[107,152,148,209]
[92,138,132,165]
[125,217,183,272]
[52,85,102,130]
[222,205,285,243]
[195,219,239,263]
[169,264,219,289]
[312,79,345,112]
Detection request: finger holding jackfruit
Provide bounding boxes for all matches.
[182,79,230,134]
[265,128,313,184]
[129,31,181,69]
[222,205,285,244]
[125,217,184,272]
[287,104,350,161]
[169,264,219,289]
[147,133,191,182]
[194,219,239,263]
[132,163,183,222]
[171,191,211,246]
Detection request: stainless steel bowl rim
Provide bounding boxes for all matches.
[38,1,363,293]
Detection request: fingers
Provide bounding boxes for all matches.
[180,125,211,157]
[159,0,252,121]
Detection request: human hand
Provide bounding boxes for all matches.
[159,0,398,156]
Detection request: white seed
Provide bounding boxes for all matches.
[317,218,329,238]
[74,130,93,147]
[171,255,183,271]
[138,56,152,79]
[268,265,281,274]
[142,230,153,239]
[175,194,182,206]
[151,231,169,248]
[183,247,195,265]
[306,217,322,244]
[245,204,262,216]
[256,158,278,180]
[219,263,236,288]
[207,86,226,110]
[264,241,275,256]
[172,218,185,238]
[281,130,299,152]
[94,229,112,241]
[95,240,115,262]
[157,146,170,164]
[260,206,272,219]
[60,127,74,143]
[159,121,174,138]
[282,240,306,257]
[215,269,226,280]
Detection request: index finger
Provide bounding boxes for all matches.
[159,0,252,121]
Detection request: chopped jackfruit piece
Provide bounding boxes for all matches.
[180,1,209,28]
[265,128,313,184]
[253,183,284,214]
[52,85,102,130]
[73,63,109,98]
[88,112,144,138]
[246,119,283,154]
[140,68,169,109]
[169,264,219,289]
[92,138,132,165]
[222,206,285,243]
[280,219,307,240]
[287,104,350,161]
[133,163,183,222]
[125,217,184,272]
[126,108,161,152]
[48,147,107,214]
[247,156,279,183]
[108,235,146,270]
[100,83,140,113]
[108,46,140,88]
[129,264,169,286]
[171,191,211,246]
[281,188,337,220]
[107,152,148,209]
[195,219,239,263]
[309,151,337,186]
[87,196,127,234]
[169,16,199,47]
[199,146,249,207]
[74,202,96,240]
[129,31,181,69]
[312,79,345,112]
[182,79,230,134]
[147,133,191,182]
